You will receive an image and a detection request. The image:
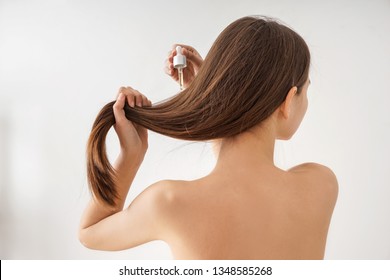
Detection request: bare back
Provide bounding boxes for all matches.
[80,84,338,259]
[161,163,338,259]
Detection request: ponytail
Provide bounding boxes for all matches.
[86,101,117,206]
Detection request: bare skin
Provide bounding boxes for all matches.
[79,46,338,259]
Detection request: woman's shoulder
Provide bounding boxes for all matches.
[141,179,192,212]
[288,162,338,187]
[287,162,339,213]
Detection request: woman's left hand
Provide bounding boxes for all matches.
[113,86,152,164]
[164,44,203,89]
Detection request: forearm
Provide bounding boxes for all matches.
[80,152,142,230]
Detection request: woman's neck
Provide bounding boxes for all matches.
[212,121,277,174]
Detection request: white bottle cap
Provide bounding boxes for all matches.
[173,46,187,68]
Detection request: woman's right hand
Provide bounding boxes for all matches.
[164,44,203,89]
[113,86,151,165]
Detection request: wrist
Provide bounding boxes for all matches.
[117,150,145,168]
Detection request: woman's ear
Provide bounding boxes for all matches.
[279,86,298,119]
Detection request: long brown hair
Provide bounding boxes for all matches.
[87,16,310,206]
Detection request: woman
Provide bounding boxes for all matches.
[79,16,338,259]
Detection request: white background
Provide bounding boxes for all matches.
[0,0,389,259]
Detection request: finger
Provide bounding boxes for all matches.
[164,56,174,66]
[164,59,174,76]
[173,44,199,62]
[164,66,171,76]
[117,87,132,107]
[168,64,175,75]
[125,92,135,108]
[134,91,143,107]
[182,47,203,68]
[171,69,179,81]
[126,87,143,108]
[174,44,200,57]
[165,65,178,80]
[113,93,127,123]
[173,43,196,52]
[120,87,135,108]
[121,86,152,108]
[117,86,126,98]
[167,48,176,63]
[118,86,133,100]
[141,95,149,107]
[164,65,172,76]
[172,44,203,69]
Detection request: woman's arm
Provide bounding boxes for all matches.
[79,87,171,250]
[79,153,141,239]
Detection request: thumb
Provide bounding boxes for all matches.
[113,93,128,125]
